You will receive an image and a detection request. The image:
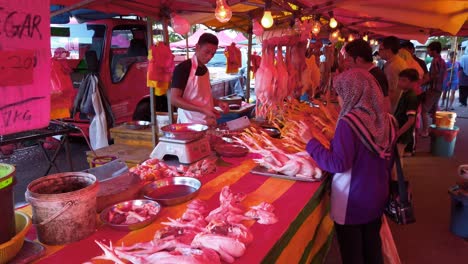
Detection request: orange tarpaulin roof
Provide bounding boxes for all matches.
[51,0,467,42]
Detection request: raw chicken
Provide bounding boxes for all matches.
[191,233,246,263]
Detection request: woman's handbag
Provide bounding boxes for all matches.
[385,149,416,225]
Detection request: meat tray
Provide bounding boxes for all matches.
[250,165,320,182]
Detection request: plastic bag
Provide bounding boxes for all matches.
[50,59,75,118]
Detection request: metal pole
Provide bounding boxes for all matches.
[245,25,253,103]
[162,17,175,125]
[147,18,158,148]
[51,0,98,17]
[186,34,190,60]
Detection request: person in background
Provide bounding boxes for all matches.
[379,36,408,113]
[394,69,419,157]
[421,41,447,137]
[300,68,398,264]
[400,41,428,154]
[170,33,229,126]
[373,51,385,70]
[344,39,391,112]
[459,47,468,107]
[441,51,460,110]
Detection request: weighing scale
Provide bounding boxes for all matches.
[150,136,211,164]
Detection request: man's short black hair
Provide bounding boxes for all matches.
[198,33,219,46]
[345,39,373,62]
[399,68,419,81]
[382,36,400,54]
[400,41,415,51]
[427,41,442,54]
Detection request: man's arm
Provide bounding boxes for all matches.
[169,88,221,120]
[398,115,416,138]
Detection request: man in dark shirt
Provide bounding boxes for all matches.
[395,69,419,156]
[344,39,391,112]
[170,33,229,126]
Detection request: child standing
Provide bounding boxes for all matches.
[395,69,419,157]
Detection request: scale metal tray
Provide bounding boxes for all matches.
[250,165,321,182]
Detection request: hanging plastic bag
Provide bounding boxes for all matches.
[147,42,175,95]
[50,57,75,119]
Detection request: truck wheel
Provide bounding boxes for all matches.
[132,101,151,121]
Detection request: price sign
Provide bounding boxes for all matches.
[0,1,50,135]
[0,50,35,86]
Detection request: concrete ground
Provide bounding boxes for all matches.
[1,138,90,206]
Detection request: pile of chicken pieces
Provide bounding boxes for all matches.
[93,186,277,264]
[235,99,339,180]
[130,157,217,181]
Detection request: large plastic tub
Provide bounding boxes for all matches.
[448,185,468,238]
[429,125,459,157]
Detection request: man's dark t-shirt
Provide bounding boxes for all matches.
[171,59,208,92]
[369,66,389,97]
[394,89,418,144]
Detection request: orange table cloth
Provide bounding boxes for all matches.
[18,155,333,264]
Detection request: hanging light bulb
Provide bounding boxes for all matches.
[363,34,369,42]
[215,0,232,23]
[348,34,354,42]
[328,11,338,28]
[261,11,274,28]
[331,30,340,39]
[311,16,321,35]
[261,0,274,28]
[369,39,375,45]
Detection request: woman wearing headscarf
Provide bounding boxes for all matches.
[300,68,398,264]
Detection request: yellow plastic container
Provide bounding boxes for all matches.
[0,211,32,264]
[435,111,456,129]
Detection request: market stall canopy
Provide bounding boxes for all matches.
[169,28,206,49]
[51,0,467,42]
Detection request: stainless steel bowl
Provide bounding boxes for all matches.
[123,120,151,130]
[142,176,201,206]
[160,123,209,140]
[219,95,243,106]
[99,199,161,231]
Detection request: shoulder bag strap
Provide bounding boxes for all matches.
[394,148,409,204]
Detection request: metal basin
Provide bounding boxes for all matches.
[142,176,201,206]
[123,120,151,130]
[99,199,161,231]
[160,123,208,140]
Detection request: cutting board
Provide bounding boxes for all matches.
[250,165,320,182]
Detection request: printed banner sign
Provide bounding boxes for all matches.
[0,0,51,135]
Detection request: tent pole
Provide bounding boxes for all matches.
[245,25,253,103]
[162,17,175,125]
[51,0,97,17]
[147,18,158,148]
[186,33,190,60]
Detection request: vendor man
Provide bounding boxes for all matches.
[170,33,229,126]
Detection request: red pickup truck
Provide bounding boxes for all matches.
[51,18,167,137]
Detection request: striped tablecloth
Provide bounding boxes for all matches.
[18,155,333,264]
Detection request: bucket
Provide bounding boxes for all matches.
[429,125,459,157]
[434,111,456,129]
[448,185,468,238]
[25,172,99,245]
[0,163,16,244]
